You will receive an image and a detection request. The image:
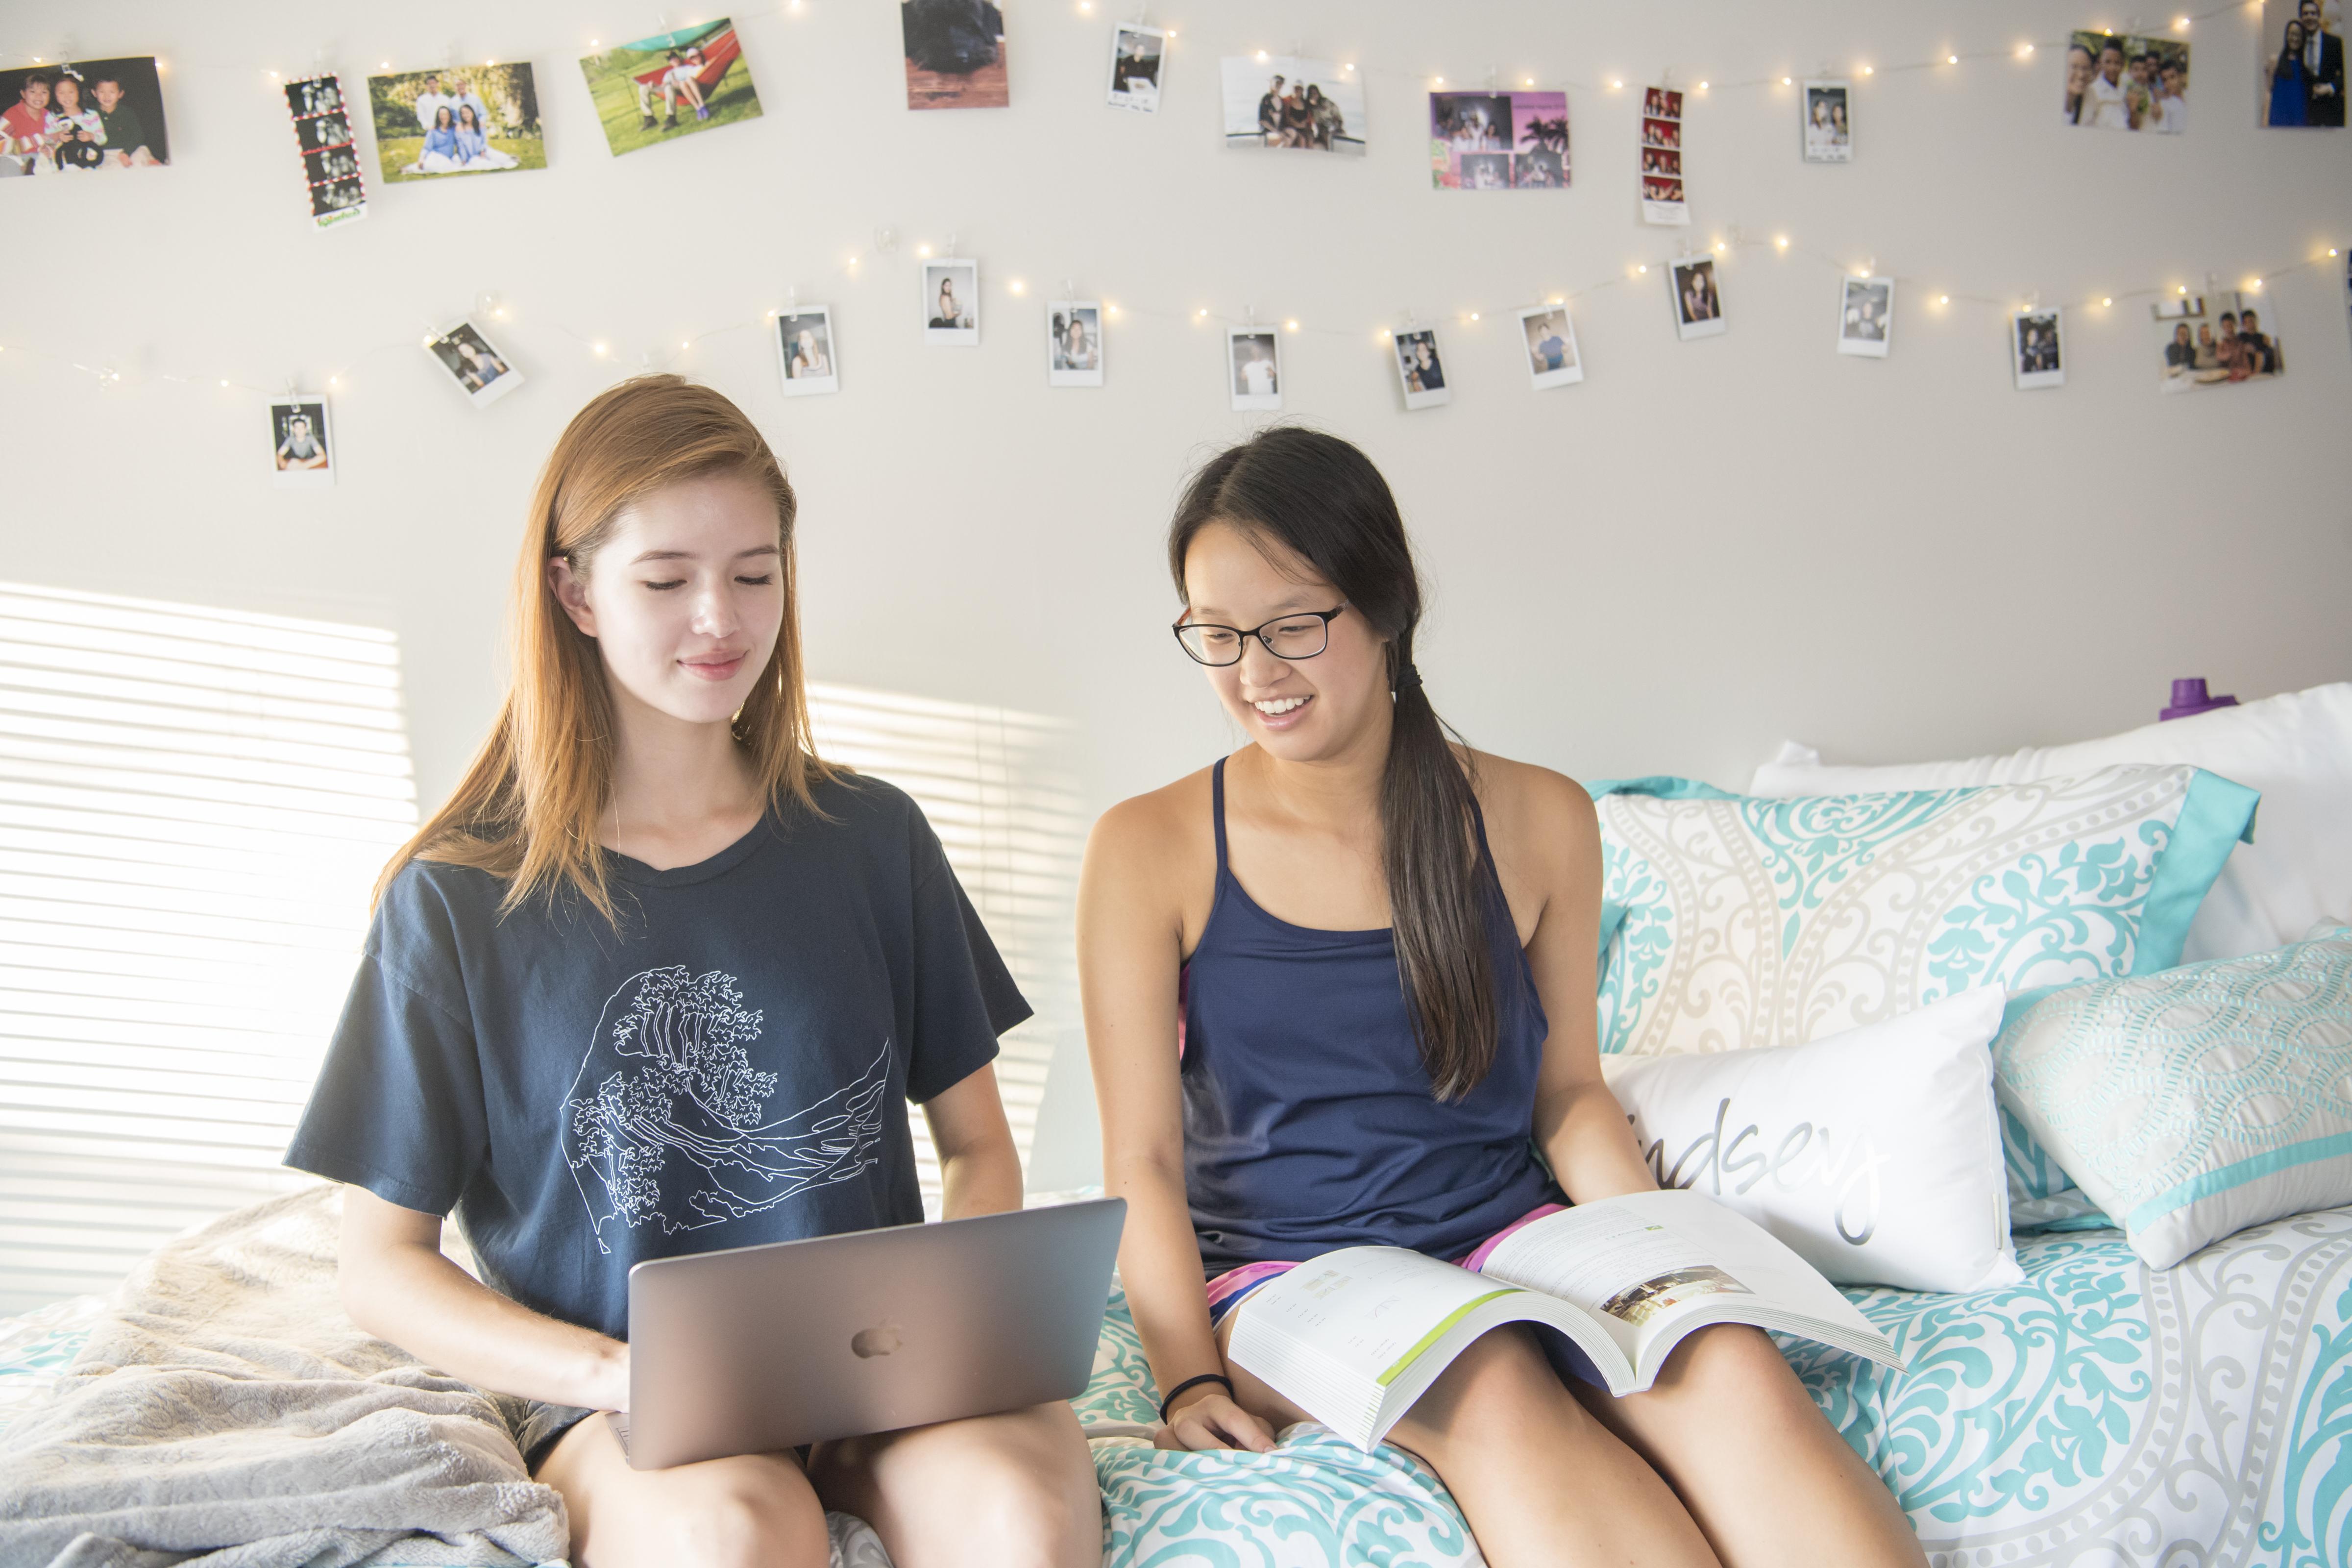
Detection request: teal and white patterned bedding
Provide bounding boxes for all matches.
[1073,1208,2352,1567]
[10,1210,2350,1567]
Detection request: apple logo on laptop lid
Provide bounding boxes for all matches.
[851,1323,903,1359]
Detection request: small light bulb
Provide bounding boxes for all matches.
[593,342,609,356]
[1609,79,1622,90]
[2019,42,2034,55]
[267,70,279,79]
[1637,264,1648,274]
[1285,319,1299,332]
[1713,241,1725,254]
[681,339,691,349]
[1524,77,1534,88]
[1078,0,1092,11]
[917,244,933,257]
[1255,49,1268,62]
[2175,15,2190,28]
[380,60,390,69]
[1775,235,1789,249]
[1165,28,1176,38]
[1782,75,1792,85]
[494,307,508,318]
[1947,54,1960,64]
[2331,248,2342,257]
[766,309,777,318]
[487,58,497,66]
[590,39,600,48]
[1377,328,1390,340]
[1548,295,1564,305]
[1938,294,1950,305]
[1698,80,1709,90]
[1010,279,1026,294]
[219,379,229,388]
[2248,278,2262,292]
[2178,284,2187,294]
[1469,312,1480,321]
[1196,308,1207,318]
[2101,297,2113,307]
[1434,76,1445,86]
[1107,304,1119,316]
[328,375,339,386]
[1861,65,1873,75]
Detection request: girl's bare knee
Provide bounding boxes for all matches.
[671,1465,830,1568]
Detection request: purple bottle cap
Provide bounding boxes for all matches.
[2160,677,2239,722]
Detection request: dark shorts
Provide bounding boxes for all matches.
[517,1401,597,1473]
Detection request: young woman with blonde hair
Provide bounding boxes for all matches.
[1079,426,1925,1567]
[288,375,1100,1568]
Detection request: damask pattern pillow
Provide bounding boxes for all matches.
[1593,765,2258,1058]
[1993,929,2352,1269]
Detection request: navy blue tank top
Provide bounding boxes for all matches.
[1181,757,1559,1274]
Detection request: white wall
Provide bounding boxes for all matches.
[6,0,2348,1188]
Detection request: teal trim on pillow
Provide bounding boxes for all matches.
[2123,1129,2352,1232]
[1583,777,1739,802]
[2127,771,2261,976]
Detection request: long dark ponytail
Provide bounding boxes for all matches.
[1169,427,1496,1100]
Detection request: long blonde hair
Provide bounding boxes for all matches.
[380,374,830,920]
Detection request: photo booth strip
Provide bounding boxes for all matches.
[1640,85,1689,224]
[285,75,366,230]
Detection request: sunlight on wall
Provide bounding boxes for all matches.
[806,682,1083,1217]
[0,583,416,1316]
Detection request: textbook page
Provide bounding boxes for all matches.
[1478,1190,1900,1382]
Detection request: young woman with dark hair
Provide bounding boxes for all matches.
[1079,426,1926,1566]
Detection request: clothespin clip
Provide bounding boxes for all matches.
[1484,65,1497,91]
[945,230,961,257]
[1060,276,1076,302]
[873,226,898,255]
[1244,303,1257,329]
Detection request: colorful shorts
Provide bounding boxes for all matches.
[1203,1202,1567,1326]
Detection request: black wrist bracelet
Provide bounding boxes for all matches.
[1158,1372,1235,1424]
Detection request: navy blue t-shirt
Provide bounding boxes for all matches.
[286,773,1028,1343]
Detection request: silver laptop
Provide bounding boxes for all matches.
[608,1198,1125,1470]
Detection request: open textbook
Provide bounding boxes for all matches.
[1226,1190,1903,1451]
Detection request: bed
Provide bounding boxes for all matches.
[5,1200,2350,1568]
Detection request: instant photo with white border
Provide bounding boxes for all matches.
[1669,258,1725,340]
[1802,80,1852,162]
[424,318,524,407]
[774,305,839,396]
[2012,308,2065,389]
[923,259,980,345]
[1048,300,1104,387]
[1227,326,1282,410]
[1837,275,1894,357]
[1107,24,1166,112]
[1518,304,1584,389]
[268,398,334,488]
[1391,328,1451,410]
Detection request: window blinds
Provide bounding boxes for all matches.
[0,582,1084,1314]
[805,683,1083,1216]
[0,583,417,1318]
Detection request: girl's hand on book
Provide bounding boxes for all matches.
[1156,1390,1277,1453]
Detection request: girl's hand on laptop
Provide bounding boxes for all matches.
[1157,1390,1277,1453]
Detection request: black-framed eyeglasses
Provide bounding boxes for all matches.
[1172,606,1346,667]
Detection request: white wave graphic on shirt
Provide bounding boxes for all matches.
[561,965,890,1250]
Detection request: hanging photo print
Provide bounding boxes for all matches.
[1048,301,1104,386]
[1391,328,1451,410]
[0,57,170,177]
[1429,90,1568,189]
[424,319,524,408]
[1228,327,1282,410]
[2155,292,2283,390]
[924,259,980,344]
[1802,80,1851,161]
[774,306,839,396]
[2012,308,2065,389]
[1837,276,1894,357]
[268,399,334,489]
[905,0,1009,109]
[1640,86,1688,223]
[1518,304,1583,389]
[1670,258,1725,340]
[2260,0,2345,125]
[2062,30,2188,131]
[1107,24,1165,112]
[286,75,365,228]
[581,20,760,155]
[1220,56,1366,153]
[368,65,543,181]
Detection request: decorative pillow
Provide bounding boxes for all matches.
[1593,764,2258,1059]
[1750,682,2352,963]
[1600,987,2022,1293]
[1992,928,2352,1270]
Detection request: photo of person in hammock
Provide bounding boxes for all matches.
[580,20,764,156]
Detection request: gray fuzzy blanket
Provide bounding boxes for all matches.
[0,1183,568,1568]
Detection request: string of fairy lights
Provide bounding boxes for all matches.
[0,0,2339,406]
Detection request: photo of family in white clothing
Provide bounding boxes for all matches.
[368,65,543,181]
[2061,31,2190,132]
